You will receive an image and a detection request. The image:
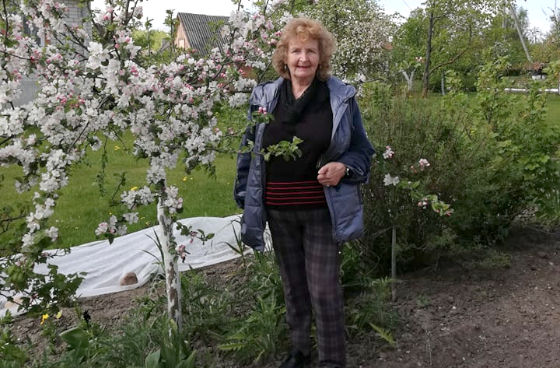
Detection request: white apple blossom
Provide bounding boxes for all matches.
[383,146,394,159]
[95,222,109,236]
[86,42,107,70]
[419,158,430,169]
[383,174,400,186]
[123,212,139,224]
[46,226,59,241]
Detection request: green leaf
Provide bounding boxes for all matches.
[144,349,161,368]
[60,327,89,350]
[176,351,197,368]
[369,322,395,347]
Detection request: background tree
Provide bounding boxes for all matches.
[305,0,395,80]
[418,0,514,96]
[484,6,531,72]
[391,9,427,91]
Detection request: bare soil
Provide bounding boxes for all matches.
[10,225,560,367]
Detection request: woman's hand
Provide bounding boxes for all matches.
[317,162,346,187]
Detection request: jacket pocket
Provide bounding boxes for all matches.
[329,182,364,242]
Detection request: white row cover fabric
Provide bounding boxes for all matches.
[1,215,270,317]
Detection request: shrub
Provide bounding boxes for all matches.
[358,59,560,272]
[359,83,458,273]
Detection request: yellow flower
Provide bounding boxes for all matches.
[182,176,188,182]
[114,145,120,151]
[130,186,138,191]
[56,311,62,319]
[40,314,49,325]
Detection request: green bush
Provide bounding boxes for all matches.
[359,58,560,272]
[359,83,458,273]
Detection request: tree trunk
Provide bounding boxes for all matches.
[391,226,397,301]
[422,10,435,98]
[401,70,415,92]
[441,72,445,96]
[157,198,182,329]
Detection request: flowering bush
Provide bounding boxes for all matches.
[304,0,395,80]
[378,146,452,216]
[361,138,453,274]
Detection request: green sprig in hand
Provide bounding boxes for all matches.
[248,106,303,162]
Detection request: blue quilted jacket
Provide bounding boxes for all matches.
[234,76,375,251]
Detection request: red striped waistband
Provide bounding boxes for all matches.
[265,180,326,207]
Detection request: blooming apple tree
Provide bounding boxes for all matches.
[0,0,287,323]
[304,0,395,80]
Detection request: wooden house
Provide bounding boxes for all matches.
[174,12,229,54]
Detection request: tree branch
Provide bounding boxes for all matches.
[429,47,469,74]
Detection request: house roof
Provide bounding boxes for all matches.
[177,12,229,54]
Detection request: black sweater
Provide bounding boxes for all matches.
[262,79,333,210]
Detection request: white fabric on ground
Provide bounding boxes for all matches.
[1,215,270,317]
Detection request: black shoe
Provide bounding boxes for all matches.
[279,350,311,368]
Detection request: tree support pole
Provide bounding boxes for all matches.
[391,226,397,301]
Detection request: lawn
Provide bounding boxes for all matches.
[1,134,242,250]
[546,93,560,120]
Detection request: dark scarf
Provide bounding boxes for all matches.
[277,78,321,126]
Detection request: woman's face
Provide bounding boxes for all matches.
[285,37,320,85]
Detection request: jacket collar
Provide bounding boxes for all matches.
[251,76,356,111]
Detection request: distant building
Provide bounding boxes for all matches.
[174,12,229,55]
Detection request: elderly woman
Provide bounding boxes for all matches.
[234,17,374,368]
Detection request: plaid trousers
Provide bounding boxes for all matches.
[267,208,345,367]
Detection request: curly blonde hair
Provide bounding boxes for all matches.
[272,17,336,81]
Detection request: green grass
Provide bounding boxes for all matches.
[0,136,240,248]
[545,94,560,124]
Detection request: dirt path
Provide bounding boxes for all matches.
[10,226,560,367]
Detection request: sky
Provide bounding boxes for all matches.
[92,0,558,34]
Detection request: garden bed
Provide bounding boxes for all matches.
[8,225,560,367]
